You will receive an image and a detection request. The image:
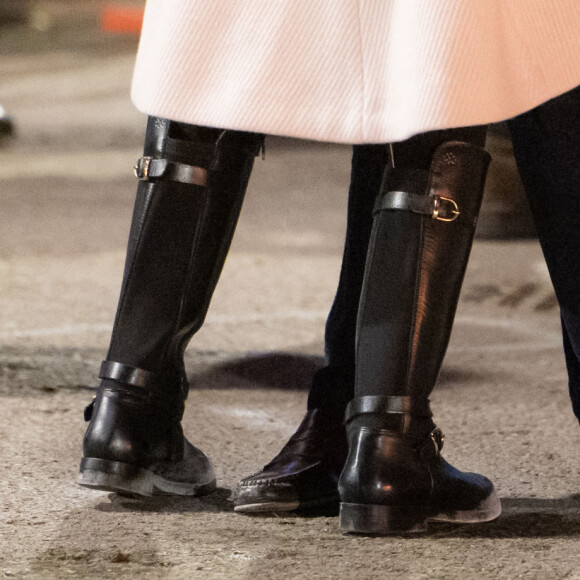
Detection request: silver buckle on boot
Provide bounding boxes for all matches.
[429,427,445,454]
[134,156,152,180]
[432,196,460,222]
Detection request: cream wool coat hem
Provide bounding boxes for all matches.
[131,0,580,144]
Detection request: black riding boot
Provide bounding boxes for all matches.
[339,140,501,534]
[78,117,263,497]
[233,145,388,512]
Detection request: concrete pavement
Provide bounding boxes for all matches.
[0,4,579,579]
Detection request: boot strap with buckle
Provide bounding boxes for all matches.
[374,190,460,222]
[419,427,445,460]
[134,156,208,187]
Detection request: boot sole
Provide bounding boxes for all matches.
[340,490,502,535]
[77,457,216,498]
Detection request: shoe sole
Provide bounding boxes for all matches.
[234,493,339,514]
[77,457,216,498]
[340,490,502,534]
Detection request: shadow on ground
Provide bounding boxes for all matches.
[0,346,325,394]
[89,492,580,539]
[191,352,323,391]
[428,495,580,539]
[95,487,234,515]
[1,344,500,397]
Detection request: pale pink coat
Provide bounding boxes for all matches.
[131,0,580,144]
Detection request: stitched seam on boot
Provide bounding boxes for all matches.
[405,214,426,393]
[354,217,381,397]
[108,186,154,358]
[171,187,210,359]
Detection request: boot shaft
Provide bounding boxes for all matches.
[339,140,497,533]
[355,141,491,401]
[108,117,264,376]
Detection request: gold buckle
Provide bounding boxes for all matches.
[432,196,460,222]
[134,156,152,180]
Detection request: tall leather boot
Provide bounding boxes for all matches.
[78,117,264,497]
[339,140,502,534]
[233,145,388,512]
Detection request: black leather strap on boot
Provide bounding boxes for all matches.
[134,155,208,186]
[346,395,432,420]
[83,361,187,421]
[345,395,444,463]
[375,188,461,222]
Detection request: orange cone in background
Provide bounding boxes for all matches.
[101,4,144,35]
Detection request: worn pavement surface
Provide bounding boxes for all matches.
[0,3,579,579]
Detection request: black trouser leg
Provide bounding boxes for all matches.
[307,145,388,410]
[234,145,388,512]
[508,85,580,424]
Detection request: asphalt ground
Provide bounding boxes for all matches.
[0,4,579,579]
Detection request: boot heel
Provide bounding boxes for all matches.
[77,457,155,497]
[340,502,428,534]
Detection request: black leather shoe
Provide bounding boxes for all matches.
[233,408,348,512]
[78,362,216,498]
[339,396,501,534]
